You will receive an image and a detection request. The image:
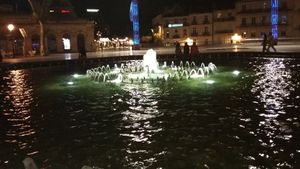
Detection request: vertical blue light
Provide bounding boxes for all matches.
[130,0,140,45]
[271,0,278,39]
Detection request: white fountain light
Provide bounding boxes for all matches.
[73,74,80,78]
[110,74,123,84]
[233,70,240,76]
[143,49,159,73]
[67,81,74,85]
[205,80,215,84]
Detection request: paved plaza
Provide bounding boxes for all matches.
[2,42,300,64]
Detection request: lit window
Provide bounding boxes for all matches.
[242,18,247,25]
[252,17,256,25]
[62,38,71,50]
[281,16,287,24]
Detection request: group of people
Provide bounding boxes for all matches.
[175,42,200,58]
[262,33,277,54]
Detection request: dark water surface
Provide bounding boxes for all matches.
[1,58,300,169]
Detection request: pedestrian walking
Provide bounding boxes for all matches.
[262,33,268,54]
[267,33,277,53]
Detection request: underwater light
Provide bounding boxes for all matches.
[233,70,240,76]
[73,74,80,78]
[205,80,215,84]
[67,82,74,85]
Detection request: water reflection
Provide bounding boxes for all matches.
[119,84,165,168]
[3,70,37,156]
[251,58,295,168]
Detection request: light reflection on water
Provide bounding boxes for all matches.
[1,70,38,160]
[119,84,165,168]
[250,58,298,168]
[0,58,300,169]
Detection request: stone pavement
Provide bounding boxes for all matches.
[2,42,300,64]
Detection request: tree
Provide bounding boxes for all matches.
[27,0,53,56]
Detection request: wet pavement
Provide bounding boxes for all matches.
[2,43,300,64]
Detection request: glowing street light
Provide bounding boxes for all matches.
[7,24,15,57]
[185,38,194,46]
[231,33,242,44]
[7,24,15,32]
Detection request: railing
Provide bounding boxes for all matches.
[215,17,235,22]
[191,32,199,37]
[202,32,210,36]
[215,30,234,34]
[238,7,291,14]
[240,22,288,27]
[203,20,210,24]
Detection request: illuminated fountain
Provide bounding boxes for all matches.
[86,49,217,84]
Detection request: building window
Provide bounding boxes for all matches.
[183,18,187,25]
[193,27,197,33]
[242,5,247,11]
[263,2,267,9]
[242,32,247,38]
[204,26,209,33]
[281,16,287,24]
[261,16,266,25]
[242,18,247,25]
[183,29,187,36]
[251,17,256,25]
[251,32,256,38]
[192,16,197,24]
[204,15,209,24]
[281,31,286,36]
[166,32,170,38]
[281,1,287,9]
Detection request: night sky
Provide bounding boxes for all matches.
[7,0,235,36]
[71,0,235,36]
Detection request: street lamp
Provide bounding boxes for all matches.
[7,24,15,57]
[7,24,15,32]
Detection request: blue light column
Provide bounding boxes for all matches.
[130,0,140,46]
[271,0,278,39]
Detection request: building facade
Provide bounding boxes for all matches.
[0,3,94,57]
[152,0,300,46]
[236,0,300,39]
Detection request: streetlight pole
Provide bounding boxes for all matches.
[7,24,15,58]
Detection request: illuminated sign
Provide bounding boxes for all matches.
[168,23,183,28]
[129,0,140,45]
[271,0,278,39]
[61,9,71,14]
[87,9,99,13]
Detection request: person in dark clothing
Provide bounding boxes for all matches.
[262,33,268,54]
[77,34,87,59]
[183,42,190,58]
[267,33,277,53]
[190,42,200,57]
[175,42,182,57]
